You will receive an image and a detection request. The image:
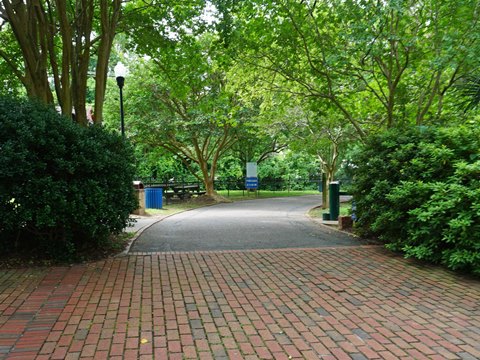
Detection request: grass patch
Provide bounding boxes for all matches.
[309,201,352,218]
[145,202,206,216]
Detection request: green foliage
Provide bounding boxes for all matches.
[350,125,480,274]
[133,145,194,182]
[217,154,244,180]
[456,74,480,112]
[403,162,480,272]
[259,151,320,180]
[103,27,261,194]
[0,23,24,97]
[0,96,137,260]
[229,0,480,135]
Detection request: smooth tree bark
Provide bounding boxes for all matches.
[0,1,54,103]
[93,0,122,124]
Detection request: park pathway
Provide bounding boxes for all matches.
[130,195,361,253]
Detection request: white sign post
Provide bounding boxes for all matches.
[245,162,258,189]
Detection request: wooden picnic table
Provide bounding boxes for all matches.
[163,183,206,203]
[173,184,200,193]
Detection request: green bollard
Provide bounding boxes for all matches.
[329,181,340,221]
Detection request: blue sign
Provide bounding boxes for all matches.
[245,177,258,189]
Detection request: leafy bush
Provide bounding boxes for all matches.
[0,96,137,260]
[349,126,480,275]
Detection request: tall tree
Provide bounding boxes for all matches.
[0,0,122,125]
[116,1,266,195]
[115,46,250,196]
[261,97,354,206]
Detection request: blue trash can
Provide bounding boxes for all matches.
[145,187,163,209]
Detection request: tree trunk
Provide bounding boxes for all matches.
[1,0,122,125]
[197,156,216,196]
[72,61,89,125]
[321,172,328,209]
[204,177,215,196]
[94,42,110,124]
[325,167,336,208]
[54,0,73,117]
[2,0,54,104]
[71,0,94,126]
[94,0,122,124]
[26,72,54,103]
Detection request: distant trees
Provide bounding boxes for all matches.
[107,1,290,196]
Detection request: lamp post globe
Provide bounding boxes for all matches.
[114,62,127,137]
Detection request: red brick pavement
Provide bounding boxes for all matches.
[0,246,479,359]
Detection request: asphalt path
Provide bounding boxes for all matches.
[131,195,362,252]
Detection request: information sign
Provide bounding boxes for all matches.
[245,177,259,189]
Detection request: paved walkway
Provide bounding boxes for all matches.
[131,196,362,253]
[0,246,479,359]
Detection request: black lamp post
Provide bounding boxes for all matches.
[114,62,127,137]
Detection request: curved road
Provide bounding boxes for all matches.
[131,195,361,252]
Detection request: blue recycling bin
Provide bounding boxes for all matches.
[145,187,163,209]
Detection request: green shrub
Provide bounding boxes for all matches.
[349,126,480,275]
[0,96,137,260]
[402,161,480,272]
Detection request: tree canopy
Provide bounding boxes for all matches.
[109,28,258,195]
[227,0,480,136]
[2,0,479,192]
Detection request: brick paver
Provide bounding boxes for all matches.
[0,246,479,359]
